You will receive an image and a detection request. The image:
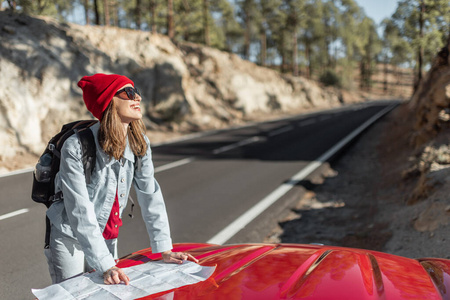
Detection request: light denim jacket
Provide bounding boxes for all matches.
[46,122,173,273]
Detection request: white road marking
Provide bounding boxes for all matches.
[207,104,397,245]
[154,157,195,173]
[155,137,262,172]
[212,136,261,155]
[0,208,29,221]
[268,125,294,137]
[0,167,34,178]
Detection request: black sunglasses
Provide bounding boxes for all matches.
[115,87,141,100]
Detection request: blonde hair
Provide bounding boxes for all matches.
[98,99,147,160]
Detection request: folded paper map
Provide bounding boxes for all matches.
[32,260,215,300]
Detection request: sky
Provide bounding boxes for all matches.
[354,0,400,25]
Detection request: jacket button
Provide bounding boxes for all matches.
[114,224,118,228]
[120,193,125,197]
[121,178,125,183]
[114,212,118,216]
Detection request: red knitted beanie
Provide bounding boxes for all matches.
[77,73,134,120]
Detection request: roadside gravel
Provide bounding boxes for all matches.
[266,104,450,259]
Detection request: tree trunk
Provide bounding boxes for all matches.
[326,38,331,68]
[281,53,286,73]
[324,20,332,68]
[83,0,90,25]
[292,28,298,76]
[6,0,16,11]
[103,0,110,26]
[135,0,142,30]
[416,0,425,90]
[305,41,311,78]
[150,0,157,33]
[243,11,251,59]
[359,61,365,89]
[334,44,338,71]
[167,0,175,39]
[203,0,210,46]
[280,32,286,73]
[244,27,250,59]
[94,0,100,25]
[447,29,450,47]
[111,0,118,27]
[181,0,191,41]
[260,30,267,67]
[366,36,372,91]
[223,19,231,52]
[396,66,402,96]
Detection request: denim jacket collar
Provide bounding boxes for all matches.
[90,122,135,168]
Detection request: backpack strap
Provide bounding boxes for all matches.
[42,121,97,249]
[75,127,96,184]
[44,216,51,249]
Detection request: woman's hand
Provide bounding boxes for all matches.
[162,250,199,264]
[103,266,130,285]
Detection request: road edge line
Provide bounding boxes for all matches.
[207,103,397,245]
[0,208,30,221]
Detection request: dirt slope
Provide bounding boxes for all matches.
[267,45,450,259]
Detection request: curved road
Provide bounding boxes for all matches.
[0,101,397,299]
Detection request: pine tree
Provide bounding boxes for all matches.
[392,0,450,90]
[167,0,175,38]
[256,0,283,67]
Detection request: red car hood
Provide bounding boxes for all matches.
[116,243,450,299]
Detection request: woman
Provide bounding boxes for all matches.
[45,73,197,285]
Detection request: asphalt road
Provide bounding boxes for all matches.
[0,101,397,299]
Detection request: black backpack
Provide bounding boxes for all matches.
[32,120,98,248]
[32,120,98,208]
[32,119,142,248]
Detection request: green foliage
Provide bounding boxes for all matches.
[173,0,203,41]
[210,0,241,50]
[390,0,450,85]
[319,69,341,87]
[12,0,73,18]
[6,0,448,93]
[381,18,413,66]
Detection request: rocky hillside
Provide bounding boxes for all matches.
[393,45,450,234]
[266,43,450,258]
[0,11,346,172]
[335,42,450,255]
